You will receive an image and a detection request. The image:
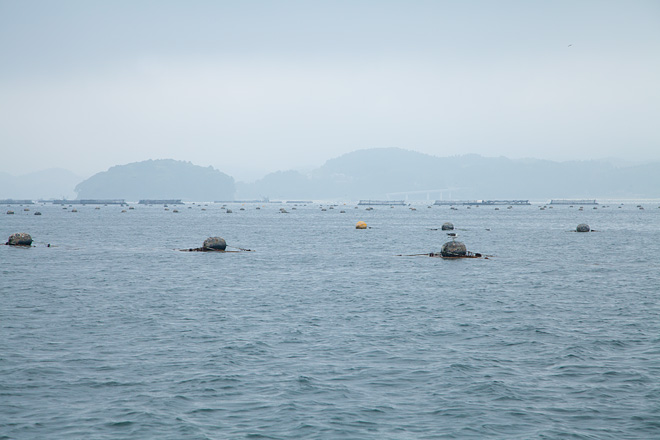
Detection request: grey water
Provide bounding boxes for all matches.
[2,202,660,439]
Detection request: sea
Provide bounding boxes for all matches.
[1,201,659,439]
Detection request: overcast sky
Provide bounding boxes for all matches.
[1,0,659,180]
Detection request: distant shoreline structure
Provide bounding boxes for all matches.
[434,200,530,206]
[549,199,598,205]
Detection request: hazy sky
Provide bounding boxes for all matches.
[1,0,659,180]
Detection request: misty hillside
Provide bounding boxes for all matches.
[75,159,235,201]
[237,148,660,200]
[0,168,81,199]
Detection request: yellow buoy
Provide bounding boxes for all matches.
[356,221,367,229]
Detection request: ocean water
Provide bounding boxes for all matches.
[1,202,660,439]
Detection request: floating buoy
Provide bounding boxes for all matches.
[441,222,454,231]
[226,209,233,213]
[34,211,42,215]
[203,237,227,251]
[356,221,367,229]
[6,210,14,215]
[7,232,32,246]
[440,240,466,257]
[576,223,590,232]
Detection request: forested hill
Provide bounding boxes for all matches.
[75,159,235,201]
[236,148,660,200]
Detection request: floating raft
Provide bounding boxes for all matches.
[0,199,34,205]
[434,200,530,206]
[430,251,483,259]
[139,199,183,205]
[52,199,126,205]
[358,200,406,206]
[215,200,283,204]
[550,199,598,205]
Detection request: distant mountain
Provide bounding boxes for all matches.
[236,148,660,200]
[0,168,82,199]
[75,159,235,201]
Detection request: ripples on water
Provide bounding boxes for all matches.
[2,202,660,439]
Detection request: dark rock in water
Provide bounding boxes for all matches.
[576,223,590,232]
[7,232,33,246]
[441,222,454,231]
[441,240,466,257]
[203,237,227,251]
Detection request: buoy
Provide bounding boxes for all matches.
[6,210,14,215]
[576,223,590,232]
[203,237,227,251]
[7,233,32,246]
[441,222,454,231]
[34,211,42,215]
[441,240,467,257]
[356,221,367,229]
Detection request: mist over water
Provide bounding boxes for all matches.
[2,202,660,439]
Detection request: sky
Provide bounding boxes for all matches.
[1,0,659,181]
